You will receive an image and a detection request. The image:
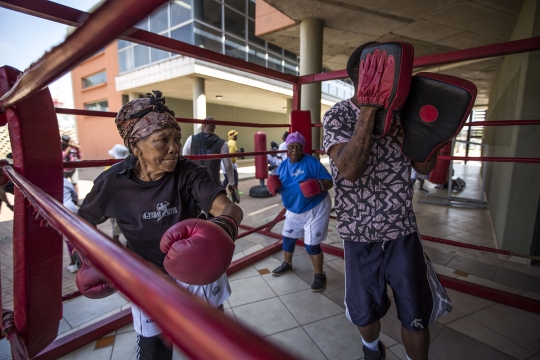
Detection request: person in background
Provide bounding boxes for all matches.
[63,178,79,273]
[278,131,289,161]
[107,144,129,242]
[411,168,428,193]
[267,141,282,175]
[0,153,14,212]
[182,117,238,203]
[222,130,242,195]
[268,132,333,292]
[61,134,82,194]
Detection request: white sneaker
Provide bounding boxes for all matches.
[67,264,79,273]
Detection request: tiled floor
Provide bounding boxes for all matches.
[0,160,539,359]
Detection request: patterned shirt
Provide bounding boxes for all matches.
[323,99,417,242]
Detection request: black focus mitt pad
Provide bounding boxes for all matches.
[358,42,414,137]
[400,72,477,163]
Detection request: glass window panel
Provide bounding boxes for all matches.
[134,45,150,68]
[284,49,297,62]
[267,42,282,55]
[118,40,131,49]
[118,48,133,73]
[267,52,282,71]
[224,7,245,38]
[248,45,266,67]
[135,18,148,30]
[171,0,193,25]
[151,48,170,62]
[84,100,109,111]
[284,61,297,75]
[248,20,264,47]
[150,5,168,33]
[225,0,245,13]
[82,71,107,88]
[171,23,194,44]
[248,0,255,18]
[194,0,222,29]
[225,37,246,60]
[194,23,222,53]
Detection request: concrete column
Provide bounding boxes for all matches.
[128,92,140,101]
[193,77,206,134]
[300,18,324,153]
[286,98,293,121]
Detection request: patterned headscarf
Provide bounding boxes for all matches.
[115,90,180,148]
[285,131,306,148]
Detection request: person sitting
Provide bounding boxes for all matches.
[267,141,282,175]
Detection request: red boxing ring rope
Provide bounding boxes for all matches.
[1,165,298,360]
[54,108,291,128]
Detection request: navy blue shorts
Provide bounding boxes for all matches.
[344,231,452,331]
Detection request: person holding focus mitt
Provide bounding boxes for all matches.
[323,42,451,360]
[77,90,242,360]
[267,132,333,292]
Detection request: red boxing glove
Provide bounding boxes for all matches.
[358,49,395,108]
[160,219,235,285]
[267,174,282,196]
[73,250,117,299]
[300,179,325,198]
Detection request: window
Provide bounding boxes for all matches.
[151,48,170,62]
[248,20,264,47]
[118,40,131,49]
[225,0,245,14]
[85,100,109,111]
[225,7,245,39]
[194,0,222,29]
[150,5,169,33]
[171,0,193,26]
[119,48,134,73]
[194,23,222,53]
[267,52,282,71]
[225,36,246,60]
[172,23,194,44]
[248,0,255,18]
[134,45,150,68]
[82,71,106,88]
[248,45,266,67]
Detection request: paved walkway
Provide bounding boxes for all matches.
[0,160,539,359]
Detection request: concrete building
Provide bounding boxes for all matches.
[71,0,352,160]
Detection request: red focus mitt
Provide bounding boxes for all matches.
[160,218,235,285]
[73,249,117,299]
[300,179,325,198]
[358,42,414,136]
[267,174,282,196]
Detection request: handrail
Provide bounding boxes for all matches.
[438,156,540,163]
[2,165,298,360]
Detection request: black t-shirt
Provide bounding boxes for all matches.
[78,156,224,269]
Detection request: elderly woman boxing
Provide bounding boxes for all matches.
[76,91,243,360]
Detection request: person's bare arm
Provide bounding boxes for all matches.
[412,154,438,175]
[322,179,333,190]
[209,193,243,226]
[327,106,377,182]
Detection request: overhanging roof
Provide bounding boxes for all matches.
[257,0,525,106]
